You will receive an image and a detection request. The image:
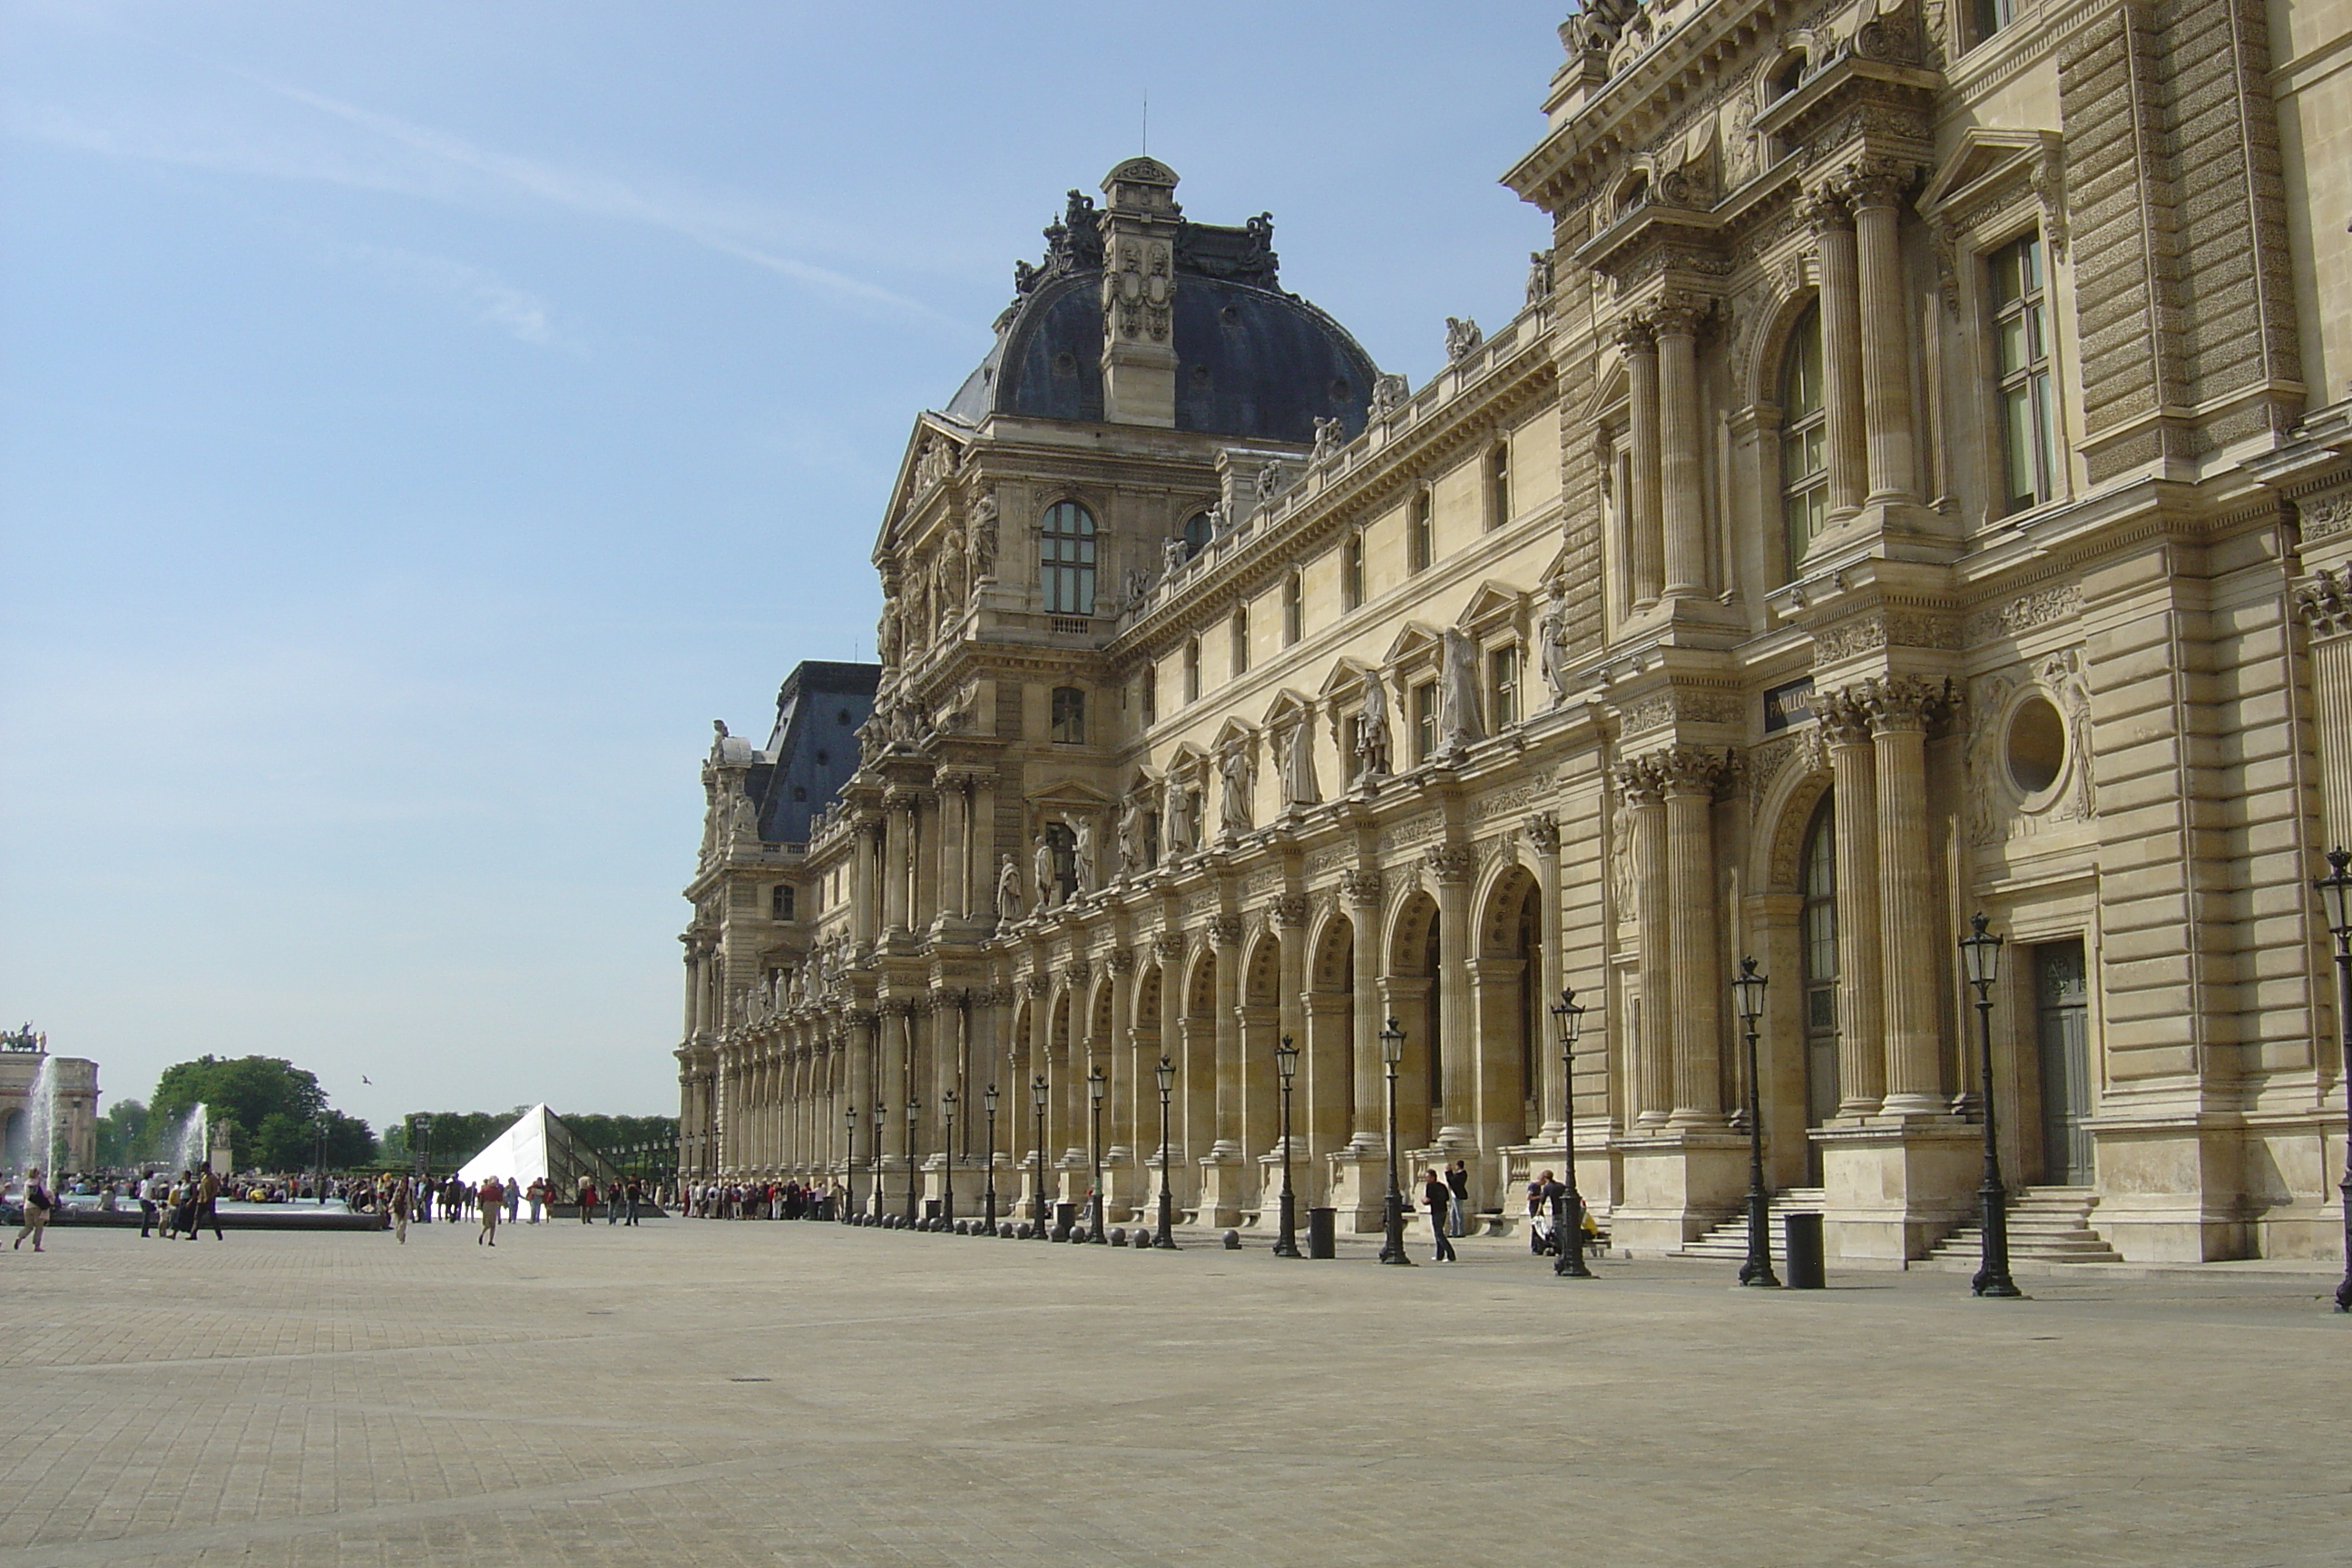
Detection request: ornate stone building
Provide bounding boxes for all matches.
[680,0,2352,1264]
[1,1029,101,1174]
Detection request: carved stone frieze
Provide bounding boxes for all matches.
[2301,490,2352,544]
[1962,584,2084,644]
[1423,845,1478,884]
[1207,913,1246,946]
[1340,867,1386,906]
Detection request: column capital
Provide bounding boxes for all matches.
[1340,867,1386,906]
[1612,756,1666,804]
[1799,184,1853,231]
[1836,157,1919,212]
[1422,844,1478,885]
[1107,946,1138,974]
[1523,810,1562,857]
[1207,913,1247,947]
[1268,892,1311,928]
[1612,314,1657,356]
[2297,564,2352,641]
[1648,292,1715,339]
[1152,929,1190,961]
[1652,744,1732,798]
[1817,688,1877,746]
[1859,675,1955,735]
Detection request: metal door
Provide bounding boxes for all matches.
[2034,939,2093,1185]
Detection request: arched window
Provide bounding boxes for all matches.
[1779,304,1828,579]
[1769,53,1806,101]
[1799,799,1839,1142]
[1615,172,1649,220]
[1051,686,1086,745]
[1181,511,1214,560]
[1039,501,1096,615]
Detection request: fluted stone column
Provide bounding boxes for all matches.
[1209,916,1244,1159]
[1625,763,1672,1126]
[1621,318,1664,611]
[854,819,881,945]
[1847,164,1917,506]
[1655,302,1710,600]
[1867,679,1945,1112]
[1822,694,1886,1114]
[1661,750,1727,1125]
[1807,188,1867,524]
[2298,567,2352,848]
[1526,813,1565,1139]
[883,793,915,934]
[1426,846,1479,1145]
[1346,872,1386,1151]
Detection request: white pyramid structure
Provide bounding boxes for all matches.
[455,1103,622,1191]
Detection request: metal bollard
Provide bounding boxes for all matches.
[1307,1207,1337,1259]
[1783,1211,1826,1289]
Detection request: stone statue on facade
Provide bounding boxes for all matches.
[1162,534,1190,578]
[1163,771,1195,856]
[1353,670,1393,785]
[1437,626,1485,757]
[1310,416,1344,466]
[995,854,1024,922]
[1368,373,1409,418]
[1218,738,1255,838]
[1254,461,1286,508]
[1445,316,1484,360]
[1525,250,1554,309]
[1070,815,1096,894]
[1116,794,1147,877]
[1280,712,1318,809]
[1538,576,1573,709]
[877,597,901,668]
[969,495,998,581]
[1032,831,1059,913]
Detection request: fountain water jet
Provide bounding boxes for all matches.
[23,1055,60,1177]
[173,1104,210,1172]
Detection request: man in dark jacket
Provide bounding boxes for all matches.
[1422,1170,1458,1262]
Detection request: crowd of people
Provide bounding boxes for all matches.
[679,1178,842,1220]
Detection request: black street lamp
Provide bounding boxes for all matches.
[843,1105,857,1223]
[2319,848,2352,1313]
[1085,1064,1107,1243]
[982,1083,1000,1231]
[1377,1018,1413,1267]
[1271,1035,1301,1258]
[1029,1074,1050,1241]
[1549,987,1593,1279]
[870,1102,887,1220]
[1730,957,1779,1289]
[1959,912,2024,1298]
[905,1093,922,1227]
[314,1117,330,1204]
[941,1088,957,1227]
[1152,1054,1177,1250]
[411,1113,435,1182]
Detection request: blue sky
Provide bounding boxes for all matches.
[0,1,1564,1132]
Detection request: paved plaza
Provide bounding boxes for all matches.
[1,1219,2346,1567]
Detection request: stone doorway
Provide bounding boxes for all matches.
[2034,938,2093,1186]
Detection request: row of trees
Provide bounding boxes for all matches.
[89,1055,675,1176]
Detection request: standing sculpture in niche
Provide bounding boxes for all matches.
[969,495,998,582]
[1163,771,1196,856]
[1353,670,1393,785]
[1437,626,1485,757]
[995,854,1024,922]
[1116,794,1147,877]
[1280,713,1318,809]
[1218,739,1255,839]
[1069,815,1096,895]
[1031,831,1059,913]
[1538,577,1573,709]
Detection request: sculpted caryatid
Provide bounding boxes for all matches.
[1353,670,1393,784]
[995,854,1024,922]
[1437,626,1485,757]
[1539,577,1573,709]
[1218,740,1254,838]
[1163,771,1195,856]
[1032,831,1059,912]
[1280,714,1318,809]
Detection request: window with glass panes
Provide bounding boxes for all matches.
[1485,442,1511,529]
[1487,645,1518,729]
[1342,533,1365,610]
[1050,686,1085,744]
[1282,573,1302,645]
[1412,681,1438,763]
[1039,501,1097,614]
[1779,305,1828,576]
[1409,490,1434,573]
[1184,638,1200,703]
[1799,801,1840,1128]
[1141,665,1157,728]
[1973,0,2018,46]
[1181,511,1213,560]
[1991,232,2055,514]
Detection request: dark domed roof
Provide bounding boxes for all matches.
[944,181,1379,446]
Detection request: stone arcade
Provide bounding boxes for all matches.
[678,0,2352,1265]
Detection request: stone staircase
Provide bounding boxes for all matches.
[1923,1186,2123,1268]
[1671,1189,1827,1260]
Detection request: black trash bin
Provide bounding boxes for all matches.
[924,1199,940,1222]
[1306,1207,1337,1259]
[1052,1201,1076,1241]
[1783,1211,1826,1289]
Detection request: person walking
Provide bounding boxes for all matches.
[623,1178,642,1227]
[476,1176,504,1246]
[1446,1160,1471,1238]
[1422,1169,1458,1262]
[192,1167,224,1241]
[12,1167,54,1252]
[392,1175,411,1244]
[136,1170,161,1238]
[525,1178,544,1223]
[578,1176,596,1224]
[505,1180,519,1225]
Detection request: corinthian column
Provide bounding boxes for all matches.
[1659,749,1727,1125]
[1866,678,1945,1112]
[1819,694,1886,1115]
[1846,163,1918,506]
[1805,187,1866,524]
[1620,318,1664,611]
[2298,566,2352,847]
[1426,844,1480,1145]
[1622,762,1671,1126]
[1654,301,1710,600]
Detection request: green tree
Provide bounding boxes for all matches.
[95,1099,151,1166]
[151,1055,328,1152]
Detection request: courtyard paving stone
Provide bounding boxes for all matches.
[1,1218,2345,1566]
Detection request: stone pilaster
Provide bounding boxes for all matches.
[1619,317,1663,610]
[1820,691,1886,1115]
[1806,187,1867,526]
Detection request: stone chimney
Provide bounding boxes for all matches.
[1097,157,1182,428]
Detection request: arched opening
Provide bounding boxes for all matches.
[1478,868,1544,1149]
[1388,892,1442,1149]
[1181,510,1213,559]
[1799,797,1839,1181]
[1779,302,1828,579]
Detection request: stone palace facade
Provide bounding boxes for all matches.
[678,0,2352,1263]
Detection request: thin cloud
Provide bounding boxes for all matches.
[330,241,571,348]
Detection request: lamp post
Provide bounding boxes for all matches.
[1272,1035,1301,1258]
[1377,1018,1413,1266]
[1549,988,1593,1279]
[1730,957,1779,1288]
[411,1113,434,1182]
[982,1083,1000,1231]
[1085,1064,1106,1243]
[905,1093,921,1227]
[1153,1055,1177,1250]
[842,1106,857,1223]
[870,1102,886,1220]
[2314,848,2352,1312]
[941,1088,957,1227]
[315,1117,330,1205]
[1959,912,2024,1298]
[1029,1074,1049,1241]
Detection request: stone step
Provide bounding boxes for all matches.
[1670,1191,1827,1260]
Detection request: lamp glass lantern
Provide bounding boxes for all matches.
[2318,847,2352,940]
[1154,1056,1175,1094]
[1960,910,2004,992]
[1273,1035,1298,1089]
[1378,1020,1405,1066]
[1731,957,1767,1026]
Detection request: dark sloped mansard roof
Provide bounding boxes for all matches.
[944,187,1379,446]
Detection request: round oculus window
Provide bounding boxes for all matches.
[2006,696,2066,795]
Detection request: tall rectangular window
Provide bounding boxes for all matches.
[1038,501,1097,616]
[1487,645,1518,730]
[1779,304,1828,577]
[1991,231,2055,514]
[1230,607,1250,677]
[1485,442,1512,530]
[1184,638,1200,703]
[1141,665,1158,728]
[1282,572,1302,646]
[1411,680,1438,764]
[1051,685,1086,744]
[1409,491,1434,573]
[1973,0,2018,46]
[770,885,795,921]
[1342,533,1365,610]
